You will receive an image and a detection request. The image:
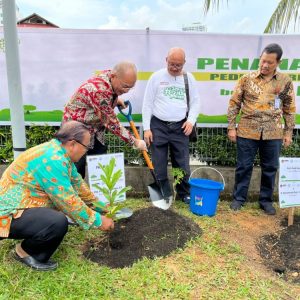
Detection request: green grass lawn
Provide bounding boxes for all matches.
[0,199,299,300]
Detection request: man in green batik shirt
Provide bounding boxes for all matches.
[0,121,114,271]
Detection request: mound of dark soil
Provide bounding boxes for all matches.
[257,215,300,283]
[83,207,202,268]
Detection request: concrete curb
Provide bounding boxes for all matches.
[0,164,277,201]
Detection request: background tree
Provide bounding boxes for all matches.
[23,105,36,114]
[203,0,300,33]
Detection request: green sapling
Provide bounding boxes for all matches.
[92,157,131,220]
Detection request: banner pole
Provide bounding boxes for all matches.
[2,0,26,158]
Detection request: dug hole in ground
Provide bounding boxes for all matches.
[83,201,300,285]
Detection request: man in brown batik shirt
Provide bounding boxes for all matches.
[227,43,296,215]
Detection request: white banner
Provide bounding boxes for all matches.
[87,153,126,203]
[1,28,300,125]
[279,157,300,208]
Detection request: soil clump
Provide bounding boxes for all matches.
[257,215,300,283]
[84,207,202,268]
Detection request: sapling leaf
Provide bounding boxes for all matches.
[108,158,116,178]
[102,158,115,182]
[93,201,106,208]
[92,157,131,220]
[110,170,122,189]
[92,183,102,191]
[111,189,118,200]
[93,201,107,211]
[109,205,123,216]
[111,168,121,180]
[106,206,122,219]
[100,174,110,186]
[117,186,132,196]
[109,190,118,206]
[92,184,110,196]
[102,191,111,201]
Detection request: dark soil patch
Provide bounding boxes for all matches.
[257,215,300,283]
[83,207,202,268]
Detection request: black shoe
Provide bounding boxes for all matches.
[181,196,190,204]
[14,252,58,271]
[260,203,276,215]
[230,200,243,211]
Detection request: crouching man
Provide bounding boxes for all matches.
[0,121,113,271]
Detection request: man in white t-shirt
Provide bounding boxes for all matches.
[142,47,200,203]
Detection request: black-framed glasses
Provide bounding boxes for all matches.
[74,140,93,150]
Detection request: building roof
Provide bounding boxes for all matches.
[17,13,59,28]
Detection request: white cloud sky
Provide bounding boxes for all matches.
[15,0,297,34]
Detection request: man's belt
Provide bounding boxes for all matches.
[153,115,185,126]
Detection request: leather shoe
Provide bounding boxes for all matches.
[13,252,58,271]
[230,200,243,211]
[181,196,190,204]
[260,203,276,215]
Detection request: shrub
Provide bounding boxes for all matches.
[0,125,57,163]
[1,126,300,166]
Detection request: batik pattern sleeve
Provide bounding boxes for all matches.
[227,76,245,130]
[281,79,296,136]
[63,74,135,145]
[70,164,107,212]
[89,89,135,145]
[36,158,102,229]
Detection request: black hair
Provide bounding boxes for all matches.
[261,43,283,61]
[54,121,90,144]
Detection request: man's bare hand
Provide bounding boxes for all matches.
[99,216,114,231]
[144,130,153,146]
[116,98,127,109]
[133,139,147,151]
[228,129,237,142]
[283,135,292,148]
[182,121,193,136]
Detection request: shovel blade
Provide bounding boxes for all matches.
[148,183,173,210]
[115,207,133,220]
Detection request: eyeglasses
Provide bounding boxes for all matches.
[118,77,135,90]
[73,140,93,151]
[167,62,184,69]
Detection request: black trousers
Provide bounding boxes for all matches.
[150,116,190,199]
[75,137,108,178]
[1,208,68,263]
[233,137,282,204]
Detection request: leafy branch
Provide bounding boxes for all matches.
[92,157,131,220]
[171,168,185,201]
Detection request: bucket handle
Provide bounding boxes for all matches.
[189,167,225,190]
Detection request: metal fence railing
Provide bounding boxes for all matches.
[1,125,300,165]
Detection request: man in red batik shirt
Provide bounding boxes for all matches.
[63,61,146,178]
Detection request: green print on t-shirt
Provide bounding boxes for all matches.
[163,86,185,101]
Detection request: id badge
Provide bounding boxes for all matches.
[274,95,280,109]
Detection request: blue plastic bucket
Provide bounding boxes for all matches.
[189,178,224,217]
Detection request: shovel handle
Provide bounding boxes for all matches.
[118,100,154,170]
[129,120,154,170]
